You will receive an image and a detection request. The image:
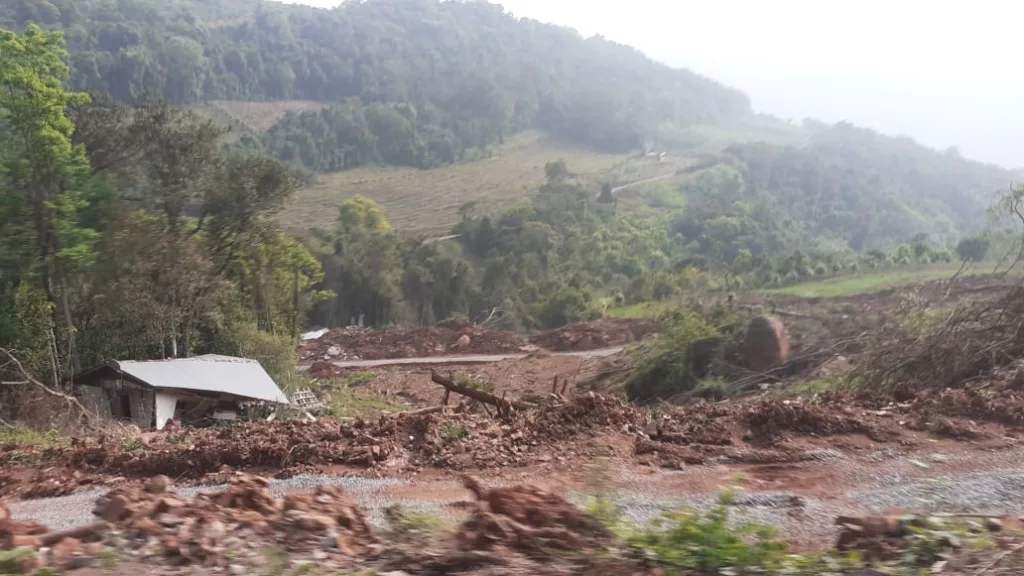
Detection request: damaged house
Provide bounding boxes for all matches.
[73,355,291,430]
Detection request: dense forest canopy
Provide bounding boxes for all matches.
[1,0,750,169]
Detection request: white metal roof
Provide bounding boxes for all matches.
[111,354,291,404]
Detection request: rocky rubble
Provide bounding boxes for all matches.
[299,318,534,363]
[1,473,378,573]
[92,473,377,566]
[528,318,658,352]
[9,386,1015,494]
[1,472,625,575]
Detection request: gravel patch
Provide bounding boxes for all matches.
[16,463,1024,547]
[851,468,1024,515]
[6,488,109,532]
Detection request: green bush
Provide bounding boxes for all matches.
[625,306,745,403]
[629,507,789,573]
[625,308,718,402]
[212,320,300,391]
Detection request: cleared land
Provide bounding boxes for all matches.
[761,264,990,298]
[609,264,984,318]
[277,131,656,236]
[208,99,329,132]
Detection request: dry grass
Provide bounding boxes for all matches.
[209,100,330,133]
[277,131,642,236]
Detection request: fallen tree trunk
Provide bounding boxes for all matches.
[430,370,535,414]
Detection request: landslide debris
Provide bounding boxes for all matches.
[528,318,658,352]
[300,318,661,365]
[299,319,534,362]
[16,386,1020,489]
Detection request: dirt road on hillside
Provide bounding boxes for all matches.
[304,345,625,369]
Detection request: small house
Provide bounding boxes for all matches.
[73,355,291,430]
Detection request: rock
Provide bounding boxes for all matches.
[145,475,171,494]
[297,515,336,533]
[334,535,355,556]
[5,535,43,550]
[156,513,185,528]
[51,537,84,569]
[235,510,270,532]
[131,517,163,536]
[97,494,131,522]
[200,519,228,541]
[743,316,791,372]
[152,497,186,515]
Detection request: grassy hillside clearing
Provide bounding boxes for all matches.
[760,264,969,298]
[607,264,993,318]
[209,100,330,133]
[277,131,678,236]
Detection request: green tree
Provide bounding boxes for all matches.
[0,24,95,378]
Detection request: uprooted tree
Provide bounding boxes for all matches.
[852,184,1024,393]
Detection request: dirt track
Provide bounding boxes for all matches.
[305,345,624,370]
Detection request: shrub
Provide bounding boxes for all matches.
[624,307,719,402]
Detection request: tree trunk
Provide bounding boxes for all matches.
[57,265,80,377]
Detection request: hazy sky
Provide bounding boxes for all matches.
[277,0,1022,168]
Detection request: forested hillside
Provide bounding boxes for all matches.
[0,1,1016,349]
[681,122,1013,255]
[1,0,750,170]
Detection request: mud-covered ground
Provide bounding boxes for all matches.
[300,318,657,364]
[7,276,1024,574]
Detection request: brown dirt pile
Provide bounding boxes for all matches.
[64,420,393,480]
[0,467,116,501]
[529,318,658,352]
[382,394,643,470]
[0,474,377,572]
[52,395,640,480]
[458,475,609,551]
[300,319,533,362]
[378,477,615,575]
[91,473,375,566]
[743,399,901,444]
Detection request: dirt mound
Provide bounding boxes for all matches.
[300,319,534,363]
[529,318,658,352]
[2,474,376,571]
[457,475,609,553]
[744,398,899,444]
[48,394,640,480]
[64,420,392,479]
[95,474,375,565]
